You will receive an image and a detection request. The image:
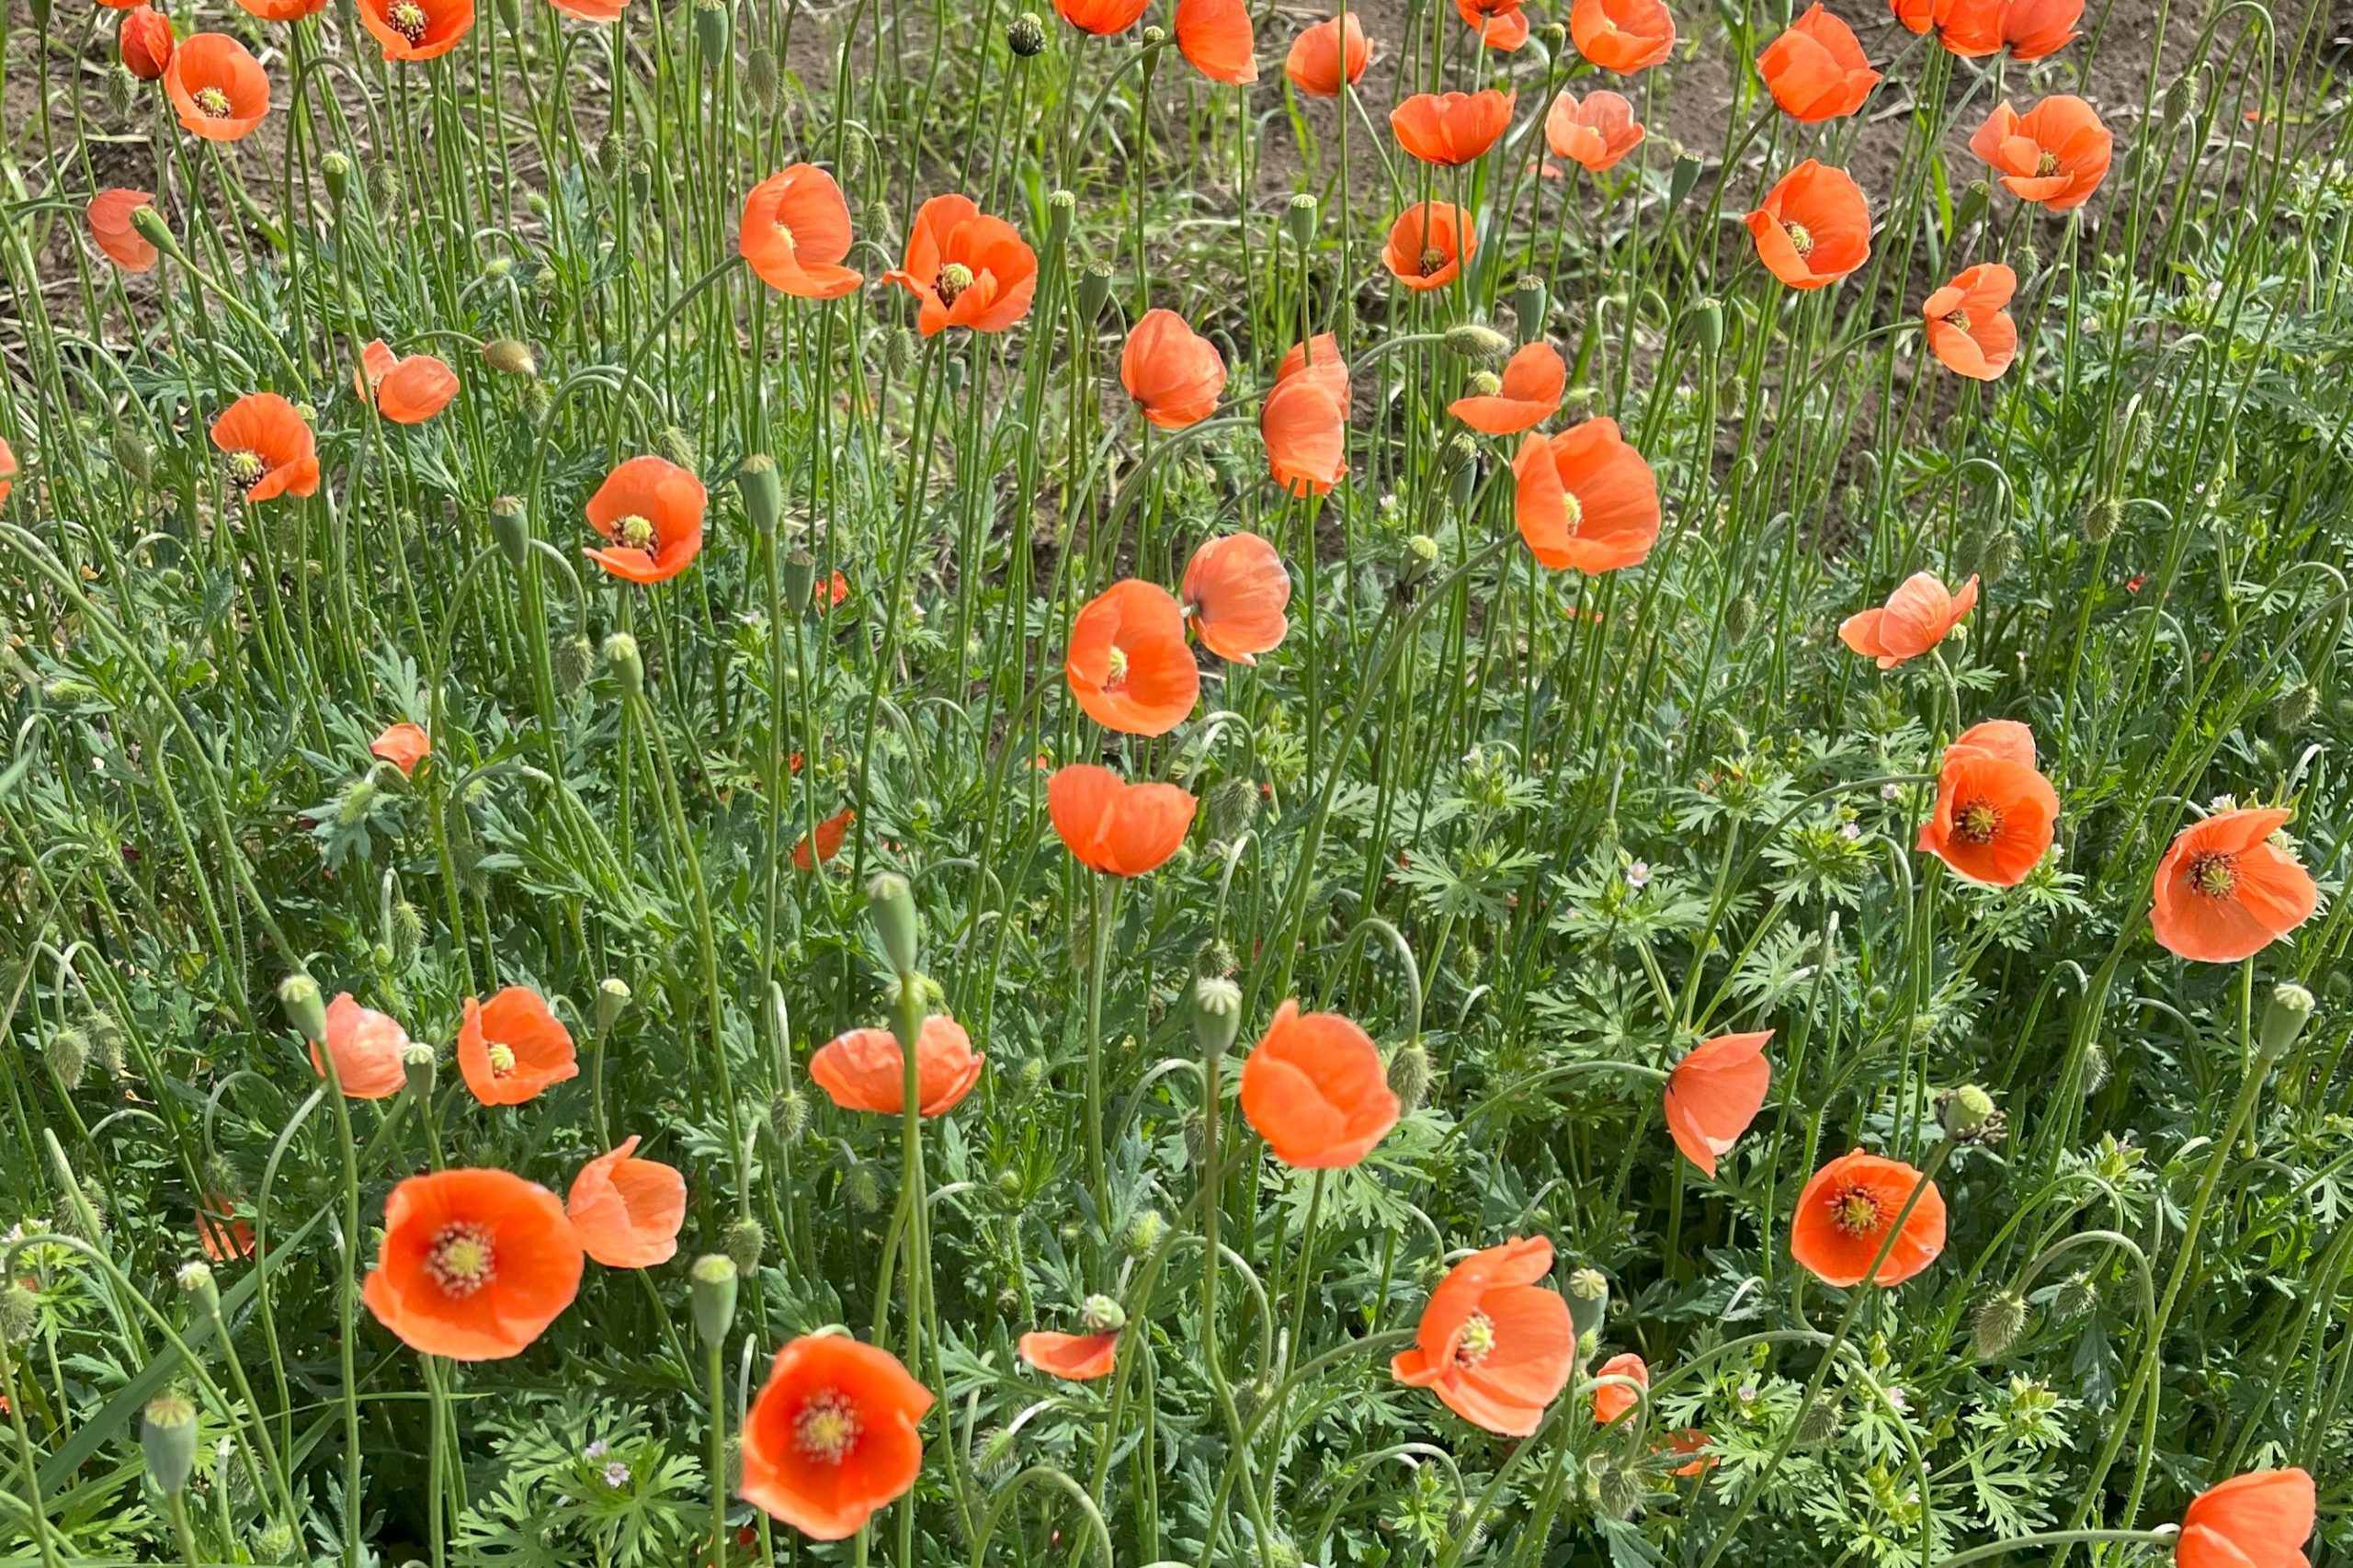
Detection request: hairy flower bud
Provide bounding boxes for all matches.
[1387,1040,1432,1116]
[1972,1290,2029,1359]
[483,337,538,378]
[553,631,597,694]
[45,1028,89,1087]
[1442,322,1511,364]
[722,1217,764,1276]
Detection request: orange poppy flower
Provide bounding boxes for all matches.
[370,721,430,777]
[0,439,13,507]
[584,454,705,584]
[357,341,460,425]
[792,806,855,870]
[198,1195,256,1262]
[1545,91,1644,172]
[210,392,319,502]
[1917,721,2058,886]
[1181,532,1290,662]
[359,0,472,59]
[1390,1235,1574,1435]
[1571,0,1674,72]
[88,189,160,272]
[1891,0,2002,55]
[1970,97,2111,211]
[1055,0,1145,31]
[1665,1428,1714,1475]
[740,165,863,300]
[818,571,850,611]
[1450,342,1564,435]
[741,1334,931,1540]
[1065,579,1200,736]
[1383,202,1474,291]
[1663,1029,1771,1177]
[1745,160,1870,290]
[1837,570,1978,667]
[1049,765,1197,876]
[810,1015,984,1117]
[547,0,625,19]
[1756,5,1880,122]
[1284,13,1369,97]
[1922,263,2018,381]
[1278,332,1350,402]
[2001,0,2080,59]
[165,32,270,142]
[2177,1470,2315,1568]
[1120,309,1228,429]
[2150,808,2319,963]
[458,986,579,1106]
[1237,1000,1400,1167]
[1512,419,1660,574]
[362,1168,584,1360]
[1790,1149,1947,1288]
[311,993,411,1100]
[119,6,175,77]
[1592,1351,1648,1425]
[1176,0,1257,80]
[884,195,1037,336]
[1391,89,1516,166]
[235,0,328,19]
[1018,1330,1120,1381]
[1262,380,1347,496]
[566,1135,687,1268]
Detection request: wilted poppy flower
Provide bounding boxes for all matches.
[885,195,1037,335]
[1384,201,1474,290]
[1055,0,1146,31]
[359,0,472,59]
[313,993,411,1100]
[459,986,579,1106]
[2151,808,2318,963]
[119,6,175,78]
[362,1168,584,1360]
[1663,1029,1771,1176]
[1923,263,2018,380]
[1459,0,1529,48]
[1181,532,1290,662]
[740,165,863,300]
[198,1195,256,1262]
[2002,0,2080,59]
[1049,765,1197,876]
[741,1334,931,1540]
[210,392,319,502]
[1837,570,1978,667]
[1512,419,1660,574]
[1970,97,2111,211]
[1745,160,1870,289]
[88,189,159,272]
[1451,342,1564,434]
[1121,309,1228,428]
[1390,1235,1574,1435]
[1790,1149,1947,1287]
[1592,1352,1648,1425]
[811,1016,984,1116]
[1545,91,1644,172]
[1757,5,1880,121]
[566,1136,687,1268]
[1284,13,1369,96]
[1391,89,1516,166]
[1176,0,1257,80]
[1918,721,2058,886]
[166,33,269,140]
[1018,1330,1120,1380]
[793,806,856,870]
[1065,579,1199,735]
[2177,1470,2315,1568]
[1572,0,1674,71]
[584,454,705,584]
[371,721,430,777]
[358,341,460,424]
[1238,1000,1400,1166]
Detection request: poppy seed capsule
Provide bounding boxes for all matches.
[1668,150,1704,208]
[141,1392,199,1494]
[176,1260,219,1314]
[737,455,784,538]
[1510,275,1547,342]
[1007,11,1047,54]
[276,973,328,1043]
[2259,983,2316,1062]
[401,1042,436,1097]
[1283,193,1317,247]
[1938,1085,2004,1143]
[865,873,920,975]
[1080,1293,1126,1333]
[601,632,643,697]
[1190,975,1243,1057]
[487,494,529,566]
[689,1255,738,1346]
[1076,262,1114,321]
[693,0,730,62]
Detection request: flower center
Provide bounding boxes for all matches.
[1831,1185,1884,1236]
[1955,799,2002,844]
[2187,850,2238,898]
[936,262,974,305]
[616,513,657,551]
[486,1043,517,1077]
[425,1222,497,1296]
[794,1390,862,1462]
[1561,489,1584,532]
[1418,245,1449,277]
[1944,309,1971,330]
[225,449,267,490]
[194,85,233,119]
[771,221,797,253]
[2035,151,2061,177]
[386,0,429,40]
[1783,221,1814,257]
[1103,645,1130,689]
[1453,1310,1497,1368]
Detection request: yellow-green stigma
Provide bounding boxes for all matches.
[1783,221,1814,257]
[1955,800,2001,845]
[194,85,233,119]
[936,262,974,305]
[794,1390,862,1462]
[225,449,267,490]
[425,1222,496,1296]
[2188,851,2238,898]
[386,0,429,41]
[616,513,657,551]
[1831,1186,1884,1236]
[1453,1310,1496,1368]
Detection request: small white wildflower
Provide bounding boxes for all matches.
[1839,823,1862,841]
[1880,782,1902,801]
[584,1439,608,1460]
[1624,860,1652,890]
[602,1461,631,1488]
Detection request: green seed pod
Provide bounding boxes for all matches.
[1387,1040,1433,1116]
[402,1043,437,1098]
[1397,533,1440,594]
[488,494,529,566]
[1972,1290,2029,1359]
[1007,11,1047,54]
[176,1261,220,1317]
[602,632,644,698]
[2259,983,2316,1062]
[142,1392,199,1494]
[690,1254,739,1346]
[1045,188,1076,252]
[1075,262,1115,321]
[495,0,520,28]
[1080,1293,1126,1333]
[782,549,817,612]
[866,873,921,976]
[693,0,731,62]
[1283,193,1318,247]
[722,1217,765,1276]
[1566,1267,1608,1362]
[1510,274,1547,343]
[277,974,328,1043]
[553,631,597,694]
[1689,296,1723,351]
[745,44,780,112]
[596,978,631,1033]
[1937,1085,2001,1148]
[1190,975,1243,1059]
[738,455,784,539]
[1668,150,1703,208]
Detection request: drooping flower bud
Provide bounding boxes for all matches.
[866,872,920,976]
[553,631,597,693]
[483,338,539,378]
[129,202,183,262]
[722,1216,765,1276]
[745,44,780,111]
[1442,322,1511,364]
[1971,1290,2029,1359]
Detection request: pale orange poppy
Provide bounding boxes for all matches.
[1512,419,1660,574]
[165,33,269,141]
[2150,808,2318,963]
[210,392,319,502]
[584,455,706,584]
[87,189,160,272]
[358,0,472,60]
[1018,1330,1120,1380]
[1837,571,1978,667]
[1176,0,1257,80]
[2177,1471,2315,1568]
[370,722,430,777]
[740,165,863,300]
[1790,1150,1946,1287]
[741,1335,931,1540]
[362,1168,584,1359]
[1745,160,1871,289]
[884,195,1038,335]
[1592,1351,1648,1424]
[313,993,411,1100]
[1923,264,2018,380]
[1284,13,1369,96]
[1382,202,1474,290]
[811,1015,984,1116]
[1065,579,1200,735]
[1571,0,1674,71]
[1121,309,1228,429]
[458,986,579,1106]
[1970,97,2112,211]
[1390,1235,1574,1434]
[1917,721,2058,886]
[1390,89,1516,167]
[1544,91,1644,172]
[565,1136,687,1268]
[1180,532,1290,662]
[1237,1000,1399,1166]
[1450,342,1564,434]
[1662,1029,1771,1176]
[1048,765,1197,875]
